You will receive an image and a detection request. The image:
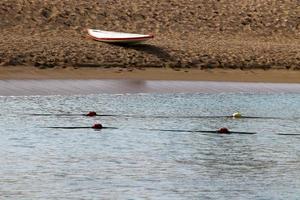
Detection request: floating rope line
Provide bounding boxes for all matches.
[144,128,257,135]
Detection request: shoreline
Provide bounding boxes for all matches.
[1,80,300,96]
[0,66,300,83]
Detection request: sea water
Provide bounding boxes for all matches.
[0,91,300,199]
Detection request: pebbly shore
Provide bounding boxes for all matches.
[0,0,299,70]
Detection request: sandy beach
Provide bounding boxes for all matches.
[0,0,299,93]
[0,0,299,70]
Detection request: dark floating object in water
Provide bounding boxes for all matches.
[217,127,230,134]
[44,124,117,130]
[92,123,103,129]
[86,111,97,117]
[145,128,257,135]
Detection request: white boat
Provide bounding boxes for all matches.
[87,29,154,43]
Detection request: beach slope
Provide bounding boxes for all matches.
[0,0,299,70]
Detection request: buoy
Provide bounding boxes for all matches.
[92,123,103,129]
[232,112,242,118]
[86,111,97,117]
[217,127,230,134]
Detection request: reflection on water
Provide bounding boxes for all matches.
[0,93,300,199]
[1,80,300,96]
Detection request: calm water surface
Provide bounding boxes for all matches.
[1,91,300,199]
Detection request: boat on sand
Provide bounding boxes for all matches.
[87,29,154,44]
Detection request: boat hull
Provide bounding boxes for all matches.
[87,29,154,43]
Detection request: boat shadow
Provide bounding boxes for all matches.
[111,43,174,61]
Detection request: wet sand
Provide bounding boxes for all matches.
[0,67,300,96]
[1,66,300,83]
[1,79,300,96]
